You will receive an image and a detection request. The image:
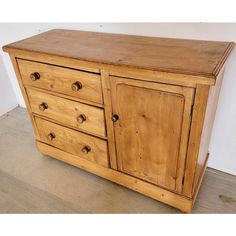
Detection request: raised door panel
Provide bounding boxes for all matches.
[110,76,194,192]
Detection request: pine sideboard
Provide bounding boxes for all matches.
[3,29,234,212]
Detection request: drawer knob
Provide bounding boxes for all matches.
[30,72,40,81]
[111,114,119,122]
[71,81,82,91]
[39,102,48,111]
[77,114,87,123]
[47,132,55,141]
[82,145,91,154]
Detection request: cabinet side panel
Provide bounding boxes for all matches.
[9,54,40,139]
[192,69,225,193]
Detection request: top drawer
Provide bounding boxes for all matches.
[17,59,103,104]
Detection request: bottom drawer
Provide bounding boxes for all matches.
[35,117,108,167]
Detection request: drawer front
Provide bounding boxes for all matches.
[27,88,106,137]
[35,117,108,167]
[18,59,103,104]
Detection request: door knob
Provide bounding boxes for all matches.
[111,114,119,122]
[77,114,87,123]
[82,145,91,154]
[38,102,48,111]
[71,81,82,91]
[47,132,55,141]
[30,72,40,81]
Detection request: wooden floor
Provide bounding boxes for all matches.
[0,107,236,213]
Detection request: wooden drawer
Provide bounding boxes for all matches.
[27,88,106,137]
[35,117,108,167]
[18,59,103,104]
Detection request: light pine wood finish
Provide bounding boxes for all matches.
[8,54,40,140]
[35,117,108,168]
[100,70,118,169]
[4,48,216,86]
[192,69,225,195]
[3,29,234,78]
[3,29,234,212]
[18,59,103,104]
[110,77,194,192]
[24,85,104,108]
[183,84,210,197]
[27,88,106,137]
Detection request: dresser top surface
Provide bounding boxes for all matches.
[3,29,234,78]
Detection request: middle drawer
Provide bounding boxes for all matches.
[27,88,106,137]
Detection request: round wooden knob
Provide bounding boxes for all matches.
[47,133,55,141]
[111,114,119,122]
[77,114,87,123]
[30,72,40,81]
[38,102,48,111]
[71,81,82,91]
[82,145,91,154]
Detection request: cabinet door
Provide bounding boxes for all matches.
[110,76,194,193]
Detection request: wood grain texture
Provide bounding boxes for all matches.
[192,69,225,194]
[24,85,104,108]
[183,84,210,197]
[17,58,103,104]
[27,88,106,137]
[3,29,234,78]
[9,54,40,139]
[9,49,216,86]
[100,70,118,169]
[110,77,194,192]
[35,117,108,168]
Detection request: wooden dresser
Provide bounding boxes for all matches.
[3,29,234,212]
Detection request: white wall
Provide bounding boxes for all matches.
[0,54,17,116]
[0,23,235,175]
[0,23,20,115]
